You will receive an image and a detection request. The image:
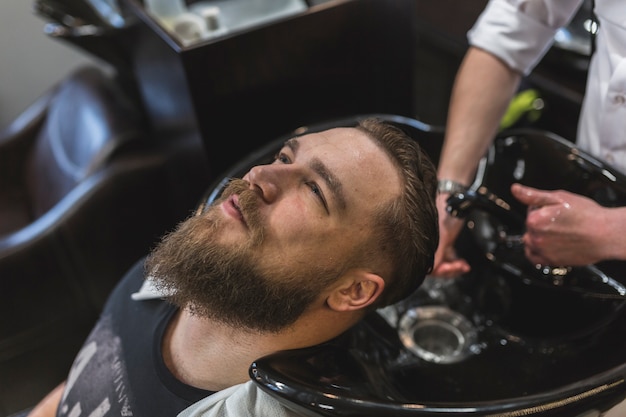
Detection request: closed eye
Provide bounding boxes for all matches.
[276,142,331,213]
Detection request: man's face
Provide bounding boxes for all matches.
[147,127,402,332]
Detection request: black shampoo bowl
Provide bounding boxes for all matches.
[248,129,626,416]
[250,267,625,416]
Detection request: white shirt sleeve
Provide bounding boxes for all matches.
[178,381,303,417]
[468,0,585,75]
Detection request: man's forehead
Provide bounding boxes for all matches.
[288,127,368,150]
[289,127,402,209]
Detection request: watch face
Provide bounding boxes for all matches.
[437,179,468,194]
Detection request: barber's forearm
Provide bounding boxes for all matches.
[603,206,626,262]
[26,381,65,417]
[438,47,522,185]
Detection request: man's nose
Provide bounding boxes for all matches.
[243,164,287,203]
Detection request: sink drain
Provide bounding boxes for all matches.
[399,306,478,364]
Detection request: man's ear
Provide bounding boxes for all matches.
[327,270,385,312]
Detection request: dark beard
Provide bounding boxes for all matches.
[145,179,335,333]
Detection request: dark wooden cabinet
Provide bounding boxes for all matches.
[124,0,419,177]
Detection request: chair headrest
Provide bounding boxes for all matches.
[27,66,144,216]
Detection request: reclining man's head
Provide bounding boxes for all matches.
[146,118,438,340]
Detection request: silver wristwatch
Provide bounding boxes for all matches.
[437,179,468,194]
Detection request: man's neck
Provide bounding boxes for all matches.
[163,305,359,392]
[162,308,312,391]
[162,308,263,391]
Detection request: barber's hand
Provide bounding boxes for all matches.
[432,193,471,277]
[511,183,615,267]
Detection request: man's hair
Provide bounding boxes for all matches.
[355,118,439,307]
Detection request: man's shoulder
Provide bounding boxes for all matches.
[178,380,302,417]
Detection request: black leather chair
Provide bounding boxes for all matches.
[0,66,143,235]
[0,66,211,416]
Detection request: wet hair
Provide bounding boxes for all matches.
[355,118,439,307]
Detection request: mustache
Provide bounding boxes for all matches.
[221,178,251,199]
[215,178,264,240]
[220,178,259,213]
[198,178,253,215]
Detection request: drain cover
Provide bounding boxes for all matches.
[399,306,478,364]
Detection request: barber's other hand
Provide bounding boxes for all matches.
[511,183,619,267]
[432,193,471,277]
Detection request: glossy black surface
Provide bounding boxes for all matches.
[251,265,626,416]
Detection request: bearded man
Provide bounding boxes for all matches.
[25,118,438,417]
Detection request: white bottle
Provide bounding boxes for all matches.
[144,0,207,46]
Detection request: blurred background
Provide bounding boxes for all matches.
[0,1,101,129]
